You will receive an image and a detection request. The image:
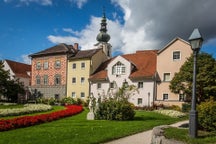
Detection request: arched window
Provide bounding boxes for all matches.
[54,74,61,85]
[36,75,41,85]
[112,62,126,75]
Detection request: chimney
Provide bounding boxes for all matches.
[74,43,79,51]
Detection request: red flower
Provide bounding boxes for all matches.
[0,105,83,132]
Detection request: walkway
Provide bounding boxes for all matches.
[104,120,189,144]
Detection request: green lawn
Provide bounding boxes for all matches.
[0,109,184,144]
[164,127,216,144]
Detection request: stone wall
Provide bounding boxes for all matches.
[151,125,185,144]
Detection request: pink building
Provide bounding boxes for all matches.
[155,37,192,107]
[29,43,78,100]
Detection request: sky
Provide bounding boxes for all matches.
[1,0,216,64]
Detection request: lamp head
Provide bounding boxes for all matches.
[188,28,203,51]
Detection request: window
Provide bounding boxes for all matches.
[36,62,41,70]
[81,92,85,98]
[138,82,143,88]
[81,77,85,84]
[179,94,184,101]
[110,82,115,89]
[137,98,142,105]
[55,94,60,101]
[163,93,168,101]
[72,63,76,69]
[72,77,76,84]
[55,60,61,68]
[163,73,171,82]
[97,83,101,89]
[173,51,181,60]
[43,61,49,69]
[81,62,85,69]
[43,75,48,85]
[36,75,40,85]
[54,74,61,85]
[112,62,126,75]
[72,92,76,98]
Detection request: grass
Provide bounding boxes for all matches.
[0,109,185,144]
[164,127,216,144]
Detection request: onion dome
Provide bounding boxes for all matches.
[96,9,110,43]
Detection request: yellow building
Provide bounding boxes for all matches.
[66,48,109,100]
[67,10,111,101]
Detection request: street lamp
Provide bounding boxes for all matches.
[188,28,203,138]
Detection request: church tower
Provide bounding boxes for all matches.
[95,8,112,58]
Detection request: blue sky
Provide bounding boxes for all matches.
[1,0,216,64]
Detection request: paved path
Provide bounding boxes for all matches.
[104,120,189,144]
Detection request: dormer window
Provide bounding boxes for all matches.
[112,62,126,75]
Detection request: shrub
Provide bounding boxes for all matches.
[166,105,181,112]
[154,109,186,118]
[182,103,191,113]
[61,97,77,105]
[198,97,216,131]
[95,98,135,121]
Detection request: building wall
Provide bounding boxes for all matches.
[156,39,192,106]
[67,49,109,101]
[67,59,91,100]
[3,61,30,88]
[90,56,155,107]
[31,54,67,99]
[91,49,108,75]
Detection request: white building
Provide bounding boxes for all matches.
[89,50,158,107]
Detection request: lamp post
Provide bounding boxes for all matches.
[188,28,203,138]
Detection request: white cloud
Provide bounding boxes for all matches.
[4,0,52,6]
[48,0,216,55]
[48,16,123,53]
[62,28,79,36]
[68,0,88,9]
[21,54,31,64]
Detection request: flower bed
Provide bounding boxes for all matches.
[0,105,83,132]
[0,104,53,117]
[154,109,186,118]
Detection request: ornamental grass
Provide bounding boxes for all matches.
[0,104,53,117]
[154,109,186,118]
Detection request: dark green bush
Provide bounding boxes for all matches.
[198,97,216,131]
[182,103,191,113]
[95,98,135,121]
[61,97,77,105]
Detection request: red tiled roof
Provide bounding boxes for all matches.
[89,58,113,81]
[123,50,158,79]
[29,43,76,58]
[89,50,158,81]
[5,59,31,78]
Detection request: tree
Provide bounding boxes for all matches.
[0,60,25,102]
[169,53,216,103]
[0,61,10,97]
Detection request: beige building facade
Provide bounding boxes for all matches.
[155,37,192,107]
[67,48,109,101]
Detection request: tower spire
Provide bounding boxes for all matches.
[96,7,110,43]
